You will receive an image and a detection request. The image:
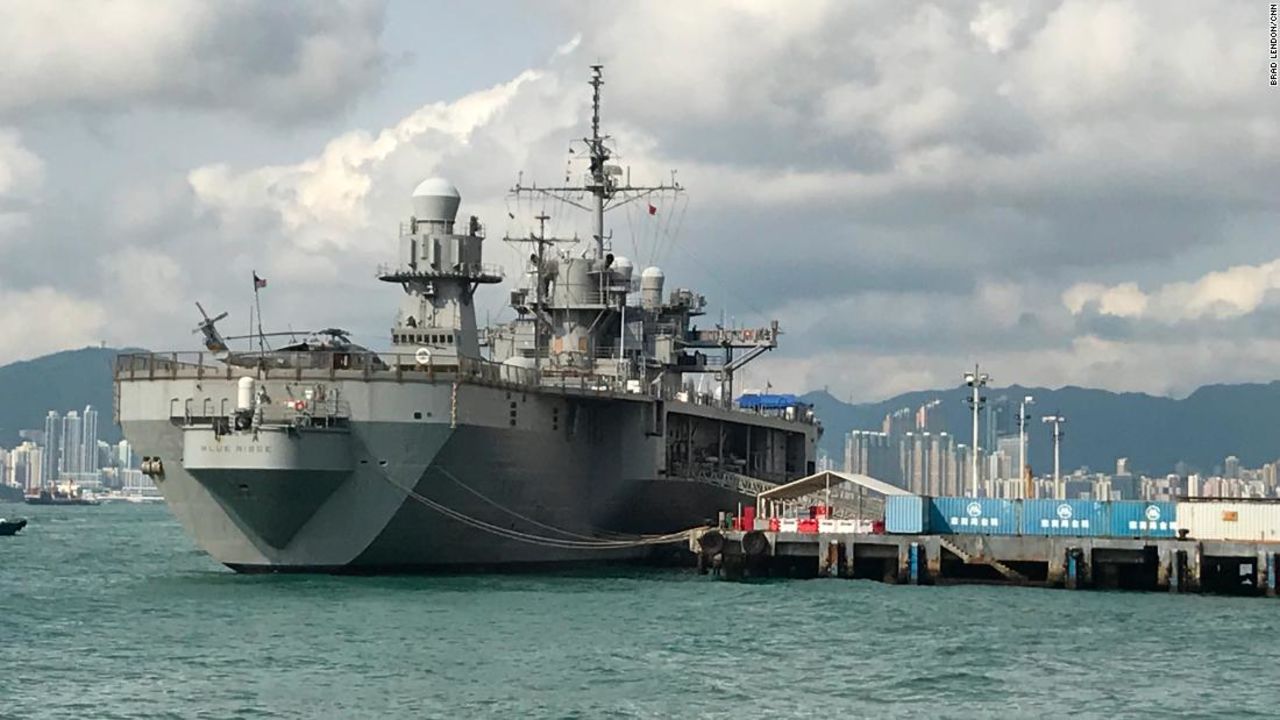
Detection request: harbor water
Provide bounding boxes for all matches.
[2,503,1278,719]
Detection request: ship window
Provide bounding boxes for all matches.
[448,334,454,344]
[413,412,422,420]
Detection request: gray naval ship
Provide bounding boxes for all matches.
[114,67,821,572]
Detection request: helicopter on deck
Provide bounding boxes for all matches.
[194,303,386,371]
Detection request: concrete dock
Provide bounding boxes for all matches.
[693,529,1280,597]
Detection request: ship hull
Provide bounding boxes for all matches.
[117,365,816,573]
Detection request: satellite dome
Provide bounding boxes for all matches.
[411,177,461,223]
[613,255,634,280]
[641,266,664,279]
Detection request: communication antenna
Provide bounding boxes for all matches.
[510,65,682,260]
[1042,412,1067,499]
[963,364,990,498]
[1018,395,1035,497]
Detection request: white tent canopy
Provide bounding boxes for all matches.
[755,470,908,520]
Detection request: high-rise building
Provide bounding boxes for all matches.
[1224,455,1240,480]
[117,440,134,469]
[936,435,957,497]
[8,441,43,491]
[915,399,943,433]
[845,430,898,486]
[995,434,1020,479]
[61,411,83,478]
[82,405,99,474]
[984,395,1009,451]
[42,410,61,482]
[927,432,949,495]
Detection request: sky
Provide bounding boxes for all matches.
[0,0,1275,402]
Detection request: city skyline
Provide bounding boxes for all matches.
[0,403,147,496]
[841,395,1280,502]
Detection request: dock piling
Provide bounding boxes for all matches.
[702,530,1274,598]
[908,542,920,585]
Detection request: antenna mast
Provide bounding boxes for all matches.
[534,213,550,377]
[588,65,606,258]
[511,65,681,259]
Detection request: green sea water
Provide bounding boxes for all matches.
[2,502,1277,719]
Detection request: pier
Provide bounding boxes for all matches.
[692,529,1280,597]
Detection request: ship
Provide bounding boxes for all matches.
[113,66,821,572]
[24,486,100,506]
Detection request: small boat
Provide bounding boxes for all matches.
[24,488,101,506]
[0,518,27,536]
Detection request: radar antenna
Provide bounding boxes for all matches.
[511,65,681,259]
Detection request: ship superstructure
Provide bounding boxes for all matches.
[114,67,820,572]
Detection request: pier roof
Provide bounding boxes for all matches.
[756,470,910,503]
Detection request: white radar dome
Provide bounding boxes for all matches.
[411,177,461,223]
[613,256,634,280]
[640,266,665,310]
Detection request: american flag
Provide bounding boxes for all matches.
[253,272,267,290]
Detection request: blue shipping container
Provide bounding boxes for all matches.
[1110,501,1177,538]
[929,497,1019,535]
[1021,499,1108,536]
[885,495,928,534]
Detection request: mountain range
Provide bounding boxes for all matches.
[0,348,1275,476]
[0,347,123,447]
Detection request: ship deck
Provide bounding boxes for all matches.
[113,351,819,432]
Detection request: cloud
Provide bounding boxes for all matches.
[0,128,42,242]
[1064,259,1280,324]
[0,0,1274,405]
[139,0,1280,400]
[190,70,542,246]
[0,288,105,363]
[0,0,387,121]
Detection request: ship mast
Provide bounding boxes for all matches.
[587,65,606,259]
[512,64,681,258]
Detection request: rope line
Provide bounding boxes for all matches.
[436,465,692,542]
[373,466,694,551]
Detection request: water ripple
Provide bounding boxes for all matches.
[2,503,1278,719]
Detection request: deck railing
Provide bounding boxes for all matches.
[113,351,631,396]
[113,352,819,424]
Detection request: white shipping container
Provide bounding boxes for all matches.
[1177,501,1280,542]
[779,518,799,532]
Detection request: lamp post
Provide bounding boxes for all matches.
[1019,395,1034,496]
[1042,413,1066,498]
[964,365,990,497]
